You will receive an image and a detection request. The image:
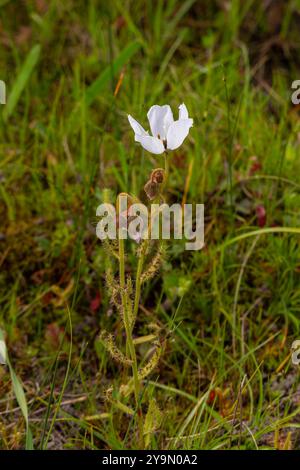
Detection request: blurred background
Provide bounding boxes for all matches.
[0,0,300,450]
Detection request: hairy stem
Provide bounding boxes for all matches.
[118,237,143,447]
[132,243,146,327]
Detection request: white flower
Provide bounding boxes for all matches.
[128,103,193,154]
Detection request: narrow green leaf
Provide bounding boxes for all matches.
[85,41,141,106]
[220,227,300,250]
[3,44,41,121]
[163,0,196,43]
[8,359,34,449]
[9,367,28,423]
[0,328,33,449]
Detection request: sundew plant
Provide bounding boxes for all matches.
[98,104,194,448]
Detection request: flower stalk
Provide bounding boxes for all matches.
[118,235,144,447]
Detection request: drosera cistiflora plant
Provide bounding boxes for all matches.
[98,104,193,448]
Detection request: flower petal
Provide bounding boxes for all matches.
[147,105,174,139]
[128,115,148,136]
[166,118,193,150]
[179,103,189,120]
[135,134,165,154]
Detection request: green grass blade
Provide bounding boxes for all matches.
[220,227,300,250]
[163,0,196,43]
[85,41,141,106]
[42,306,73,449]
[0,329,34,449]
[3,44,41,121]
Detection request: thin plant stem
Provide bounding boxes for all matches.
[118,236,144,447]
[224,73,234,211]
[164,151,169,188]
[132,243,146,327]
[117,150,170,447]
[133,151,169,327]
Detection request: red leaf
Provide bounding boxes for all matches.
[207,389,216,404]
[90,291,101,313]
[256,205,266,227]
[249,156,262,175]
[45,323,64,350]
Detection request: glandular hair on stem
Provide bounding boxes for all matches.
[99,330,133,366]
[141,243,165,283]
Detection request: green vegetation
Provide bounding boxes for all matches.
[0,0,300,450]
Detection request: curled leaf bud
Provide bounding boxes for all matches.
[144,168,165,200]
[144,180,159,201]
[150,168,165,184]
